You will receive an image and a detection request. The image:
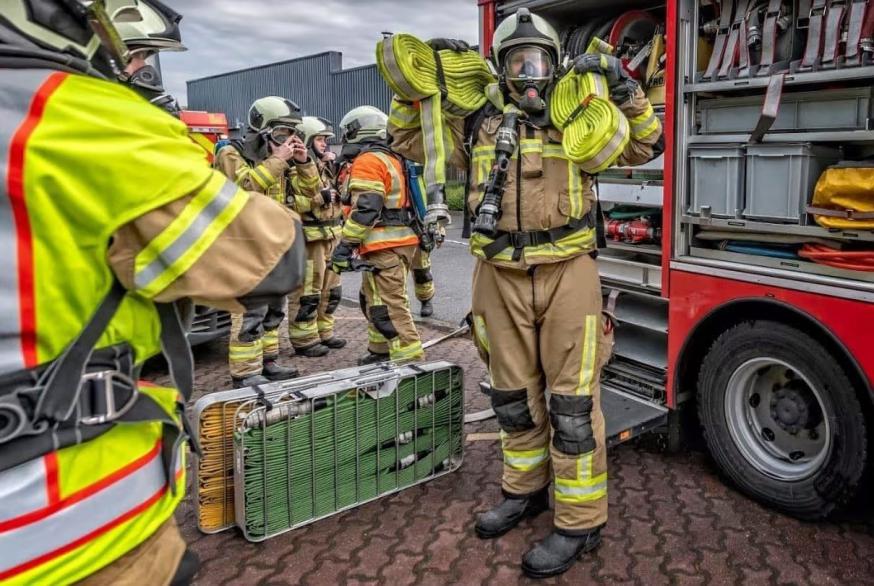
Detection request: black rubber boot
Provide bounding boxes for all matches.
[263,359,299,381]
[521,528,602,579]
[420,299,434,317]
[358,351,390,365]
[295,342,330,358]
[321,337,348,349]
[170,549,200,586]
[474,487,550,539]
[231,374,270,388]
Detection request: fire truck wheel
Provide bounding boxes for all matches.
[697,320,867,520]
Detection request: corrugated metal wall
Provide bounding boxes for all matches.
[187,51,391,132]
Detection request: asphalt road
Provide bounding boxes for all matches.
[341,212,474,327]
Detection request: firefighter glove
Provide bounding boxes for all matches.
[427,38,471,52]
[330,241,357,273]
[573,53,639,105]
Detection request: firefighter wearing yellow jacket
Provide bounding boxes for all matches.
[0,3,306,584]
[286,117,347,357]
[216,97,322,386]
[389,9,662,578]
[331,106,424,365]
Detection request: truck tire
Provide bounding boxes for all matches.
[697,320,867,519]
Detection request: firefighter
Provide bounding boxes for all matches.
[286,116,347,356]
[216,97,323,386]
[331,106,424,365]
[389,9,662,578]
[108,0,184,115]
[411,248,435,317]
[0,3,305,584]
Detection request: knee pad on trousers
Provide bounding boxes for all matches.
[490,388,535,433]
[295,294,320,322]
[368,305,399,340]
[326,286,342,314]
[549,394,595,455]
[412,268,433,285]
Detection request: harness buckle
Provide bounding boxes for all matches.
[79,370,139,426]
[509,232,531,248]
[810,5,827,18]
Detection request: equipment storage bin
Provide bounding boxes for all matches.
[744,143,841,223]
[688,145,745,218]
[233,361,464,542]
[698,88,873,134]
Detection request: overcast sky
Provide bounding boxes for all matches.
[161,0,480,104]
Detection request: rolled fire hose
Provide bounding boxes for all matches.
[550,50,630,172]
[377,33,496,203]
[376,33,634,188]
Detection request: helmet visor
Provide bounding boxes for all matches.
[504,46,554,84]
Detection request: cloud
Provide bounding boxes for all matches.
[159,0,480,105]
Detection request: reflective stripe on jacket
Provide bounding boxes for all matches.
[342,149,419,255]
[292,160,344,242]
[0,68,238,582]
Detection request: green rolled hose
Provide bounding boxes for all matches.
[237,368,464,540]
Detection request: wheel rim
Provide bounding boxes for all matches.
[724,357,831,481]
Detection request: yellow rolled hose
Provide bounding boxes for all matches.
[550,68,630,174]
[377,34,496,192]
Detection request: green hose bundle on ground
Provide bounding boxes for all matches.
[550,68,630,173]
[236,367,464,541]
[377,33,496,194]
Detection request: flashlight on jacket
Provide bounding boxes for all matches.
[473,112,518,237]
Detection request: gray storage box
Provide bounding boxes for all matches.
[744,143,841,223]
[699,88,872,134]
[688,145,745,218]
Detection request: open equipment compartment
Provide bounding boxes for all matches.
[675,0,874,287]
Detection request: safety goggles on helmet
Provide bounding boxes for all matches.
[266,124,302,144]
[504,46,554,92]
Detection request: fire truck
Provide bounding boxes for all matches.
[179,110,233,345]
[478,0,874,518]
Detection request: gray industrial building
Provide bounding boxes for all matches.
[187,52,391,134]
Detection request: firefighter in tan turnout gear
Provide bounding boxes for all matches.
[0,2,305,583]
[286,116,347,356]
[331,106,424,365]
[389,9,662,578]
[216,97,322,386]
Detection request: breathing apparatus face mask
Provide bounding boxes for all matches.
[120,50,179,115]
[503,46,554,114]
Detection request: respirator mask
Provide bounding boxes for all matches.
[503,45,554,114]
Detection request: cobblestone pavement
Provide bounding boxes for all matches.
[143,306,874,586]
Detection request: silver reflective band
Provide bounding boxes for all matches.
[134,179,239,290]
[505,453,548,468]
[555,479,608,497]
[0,447,173,574]
[0,70,53,375]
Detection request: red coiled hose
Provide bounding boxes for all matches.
[799,244,874,272]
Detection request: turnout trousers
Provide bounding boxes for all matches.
[287,238,343,348]
[359,246,424,361]
[471,253,613,533]
[411,247,435,302]
[228,300,285,379]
